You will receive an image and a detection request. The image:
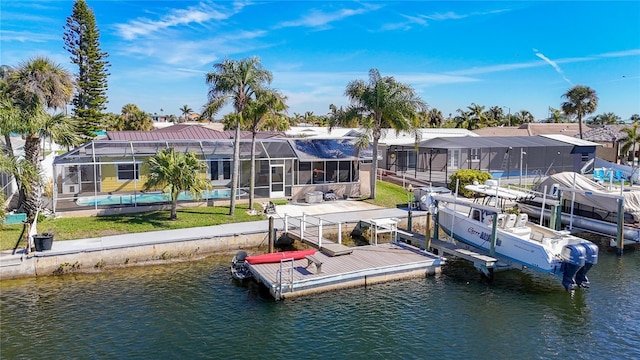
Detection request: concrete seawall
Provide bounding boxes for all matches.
[1,207,426,281]
[0,232,268,280]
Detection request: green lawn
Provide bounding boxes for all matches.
[0,205,264,251]
[1,181,410,251]
[366,180,414,209]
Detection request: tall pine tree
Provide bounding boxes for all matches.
[63,0,110,141]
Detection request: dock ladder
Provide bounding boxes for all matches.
[275,258,295,299]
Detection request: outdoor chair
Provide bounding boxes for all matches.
[593,168,608,183]
[613,170,625,183]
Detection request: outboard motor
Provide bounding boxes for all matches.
[574,243,599,288]
[560,245,586,291]
[233,251,247,266]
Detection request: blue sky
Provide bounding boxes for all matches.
[2,1,639,121]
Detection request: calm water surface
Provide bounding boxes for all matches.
[1,245,639,360]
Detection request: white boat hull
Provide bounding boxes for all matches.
[432,196,599,290]
[438,209,564,273]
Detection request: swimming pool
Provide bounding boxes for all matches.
[75,189,246,207]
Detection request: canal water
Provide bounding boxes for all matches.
[1,244,639,359]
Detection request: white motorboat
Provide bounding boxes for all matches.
[430,193,599,290]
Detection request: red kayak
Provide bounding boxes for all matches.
[245,249,316,265]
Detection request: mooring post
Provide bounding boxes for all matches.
[426,212,432,251]
[490,212,498,256]
[616,198,624,256]
[301,213,306,239]
[268,216,274,253]
[433,203,440,239]
[284,214,288,233]
[337,223,342,244]
[318,219,323,248]
[554,190,563,231]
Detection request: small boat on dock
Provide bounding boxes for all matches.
[230,251,252,281]
[429,192,599,290]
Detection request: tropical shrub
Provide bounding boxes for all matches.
[449,169,492,198]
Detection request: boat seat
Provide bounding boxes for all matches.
[503,214,517,229]
[516,213,528,228]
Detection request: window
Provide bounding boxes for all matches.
[210,159,231,181]
[117,163,139,181]
[298,162,312,184]
[326,161,338,183]
[338,161,351,182]
[312,162,325,184]
[471,148,480,162]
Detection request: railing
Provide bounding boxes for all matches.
[283,213,343,247]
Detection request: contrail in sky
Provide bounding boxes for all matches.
[533,48,574,85]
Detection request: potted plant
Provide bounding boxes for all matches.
[33,232,54,251]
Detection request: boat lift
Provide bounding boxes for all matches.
[399,194,519,279]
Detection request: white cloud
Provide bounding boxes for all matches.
[276,4,381,29]
[114,2,246,40]
[379,8,508,32]
[0,30,59,43]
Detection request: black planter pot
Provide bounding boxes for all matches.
[34,233,54,251]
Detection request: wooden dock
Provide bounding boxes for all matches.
[247,242,443,300]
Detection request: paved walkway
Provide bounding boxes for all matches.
[0,201,429,264]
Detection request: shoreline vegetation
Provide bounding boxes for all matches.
[0,181,413,252]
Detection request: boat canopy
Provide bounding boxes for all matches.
[535,172,640,220]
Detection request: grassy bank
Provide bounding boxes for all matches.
[0,205,263,251]
[366,180,414,209]
[1,181,413,251]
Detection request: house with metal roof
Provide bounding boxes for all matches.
[51,125,371,214]
[384,135,598,187]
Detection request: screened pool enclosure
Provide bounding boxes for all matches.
[52,138,368,213]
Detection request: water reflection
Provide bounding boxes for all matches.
[1,248,639,359]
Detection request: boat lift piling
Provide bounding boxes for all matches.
[425,194,505,278]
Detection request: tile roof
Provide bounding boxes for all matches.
[472,123,581,137]
[107,124,283,141]
[580,125,629,142]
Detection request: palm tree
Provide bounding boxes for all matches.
[620,122,640,163]
[144,147,208,220]
[467,103,487,128]
[620,122,640,184]
[203,57,272,215]
[427,108,444,127]
[5,57,74,223]
[547,107,565,123]
[241,89,288,210]
[40,112,81,159]
[454,108,474,130]
[593,112,620,125]
[516,110,534,124]
[180,105,193,123]
[343,68,425,199]
[562,85,599,139]
[485,106,504,126]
